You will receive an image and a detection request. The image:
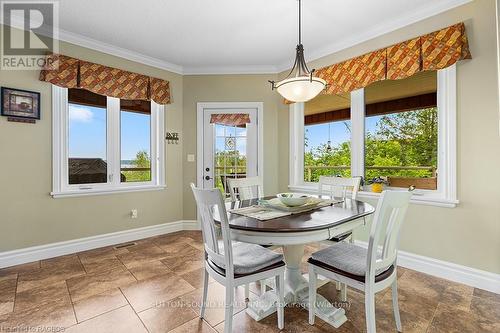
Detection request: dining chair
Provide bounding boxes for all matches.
[227,176,264,201]
[228,176,276,296]
[191,183,285,333]
[318,175,362,298]
[318,175,361,244]
[308,190,412,333]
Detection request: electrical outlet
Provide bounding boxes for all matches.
[187,154,195,162]
[131,209,138,219]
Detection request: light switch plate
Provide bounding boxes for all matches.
[187,154,195,162]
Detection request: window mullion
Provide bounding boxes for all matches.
[350,88,365,179]
[289,102,304,186]
[107,97,121,186]
[437,64,457,200]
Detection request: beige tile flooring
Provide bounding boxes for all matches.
[0,231,498,333]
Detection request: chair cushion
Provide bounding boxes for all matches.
[209,241,284,275]
[310,242,390,277]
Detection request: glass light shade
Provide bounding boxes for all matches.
[276,76,326,102]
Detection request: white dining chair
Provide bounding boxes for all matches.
[227,176,264,201]
[318,175,361,244]
[227,177,276,296]
[191,183,285,333]
[308,190,412,333]
[318,175,362,299]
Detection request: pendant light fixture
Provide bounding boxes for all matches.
[269,0,326,103]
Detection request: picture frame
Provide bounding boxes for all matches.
[1,87,41,121]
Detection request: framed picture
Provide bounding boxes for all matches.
[1,87,40,120]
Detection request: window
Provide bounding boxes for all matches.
[214,123,248,198]
[120,100,152,183]
[289,65,457,207]
[364,71,438,190]
[52,86,165,197]
[304,93,351,182]
[68,89,108,185]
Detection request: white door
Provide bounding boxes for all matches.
[202,108,258,198]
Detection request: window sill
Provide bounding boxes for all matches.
[51,184,166,198]
[288,184,458,208]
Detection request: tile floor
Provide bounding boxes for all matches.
[0,231,498,333]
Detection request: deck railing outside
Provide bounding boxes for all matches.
[213,165,436,181]
[213,165,437,191]
[120,167,151,182]
[304,165,437,182]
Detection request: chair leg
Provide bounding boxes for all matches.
[308,264,317,325]
[340,282,347,302]
[392,279,402,332]
[244,284,250,300]
[200,268,209,319]
[335,281,342,291]
[365,291,376,333]
[275,273,285,330]
[224,285,234,333]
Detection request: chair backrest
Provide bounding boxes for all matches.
[318,176,361,200]
[366,190,412,283]
[227,177,264,201]
[190,183,234,278]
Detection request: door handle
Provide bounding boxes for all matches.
[205,176,213,180]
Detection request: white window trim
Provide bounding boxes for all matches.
[51,86,166,198]
[289,64,458,208]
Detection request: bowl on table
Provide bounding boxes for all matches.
[276,193,311,207]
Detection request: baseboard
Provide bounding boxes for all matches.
[354,240,500,294]
[0,220,200,269]
[2,223,498,295]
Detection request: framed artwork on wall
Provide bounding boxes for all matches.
[1,87,41,122]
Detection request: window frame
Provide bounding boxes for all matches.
[51,86,165,198]
[289,64,457,208]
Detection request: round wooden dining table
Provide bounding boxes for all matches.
[224,196,375,328]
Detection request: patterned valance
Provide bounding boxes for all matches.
[210,113,251,127]
[315,22,471,96]
[39,54,171,104]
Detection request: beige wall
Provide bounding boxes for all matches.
[0,34,184,251]
[278,0,500,274]
[182,75,286,219]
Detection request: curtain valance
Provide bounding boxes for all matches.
[39,54,171,105]
[315,22,471,96]
[210,113,251,127]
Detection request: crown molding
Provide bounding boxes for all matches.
[57,28,184,74]
[1,0,472,75]
[1,13,184,74]
[276,0,474,72]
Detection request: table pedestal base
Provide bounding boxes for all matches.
[246,245,347,328]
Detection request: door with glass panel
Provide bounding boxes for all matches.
[202,109,258,198]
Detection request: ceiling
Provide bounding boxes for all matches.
[305,70,437,115]
[10,0,471,74]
